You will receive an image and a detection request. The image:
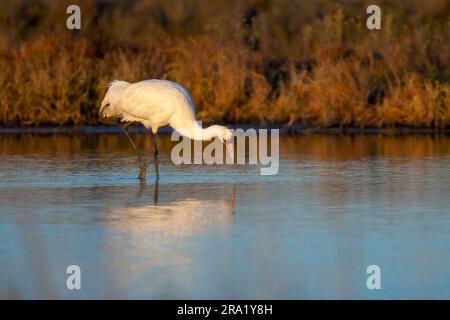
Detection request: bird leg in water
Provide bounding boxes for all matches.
[122,122,147,179]
[153,180,159,204]
[152,132,159,181]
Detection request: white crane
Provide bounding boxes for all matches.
[99,79,234,180]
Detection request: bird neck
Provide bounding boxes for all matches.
[177,122,221,141]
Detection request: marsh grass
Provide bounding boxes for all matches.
[0,0,449,128]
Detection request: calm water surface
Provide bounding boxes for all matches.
[1,133,450,299]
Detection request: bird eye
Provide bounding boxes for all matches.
[105,103,110,107]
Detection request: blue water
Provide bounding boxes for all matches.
[1,133,450,299]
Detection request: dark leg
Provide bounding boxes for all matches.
[153,180,159,204]
[230,185,235,215]
[139,179,147,195]
[122,122,146,179]
[152,132,159,181]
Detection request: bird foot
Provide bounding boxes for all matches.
[138,161,147,180]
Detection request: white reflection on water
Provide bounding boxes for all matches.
[103,186,235,297]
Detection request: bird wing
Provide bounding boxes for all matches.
[113,81,166,123]
[109,79,198,134]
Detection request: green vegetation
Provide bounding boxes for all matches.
[0,0,449,128]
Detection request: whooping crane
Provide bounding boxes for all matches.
[99,79,234,180]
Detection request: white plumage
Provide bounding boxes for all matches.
[99,79,233,180]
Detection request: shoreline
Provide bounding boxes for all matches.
[1,125,450,135]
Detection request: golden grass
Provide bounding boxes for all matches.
[0,0,449,128]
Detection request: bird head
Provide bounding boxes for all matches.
[223,128,235,159]
[210,125,234,158]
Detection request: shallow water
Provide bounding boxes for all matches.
[1,132,450,299]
